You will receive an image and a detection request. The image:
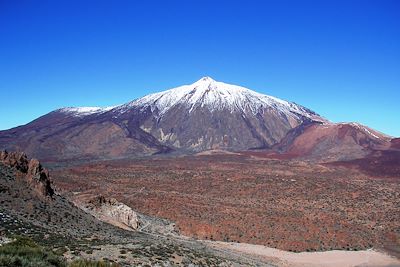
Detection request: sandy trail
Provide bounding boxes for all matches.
[206,241,400,267]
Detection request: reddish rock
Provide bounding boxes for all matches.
[26,158,54,197]
[0,151,29,173]
[0,150,54,197]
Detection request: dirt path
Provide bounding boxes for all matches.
[206,241,400,267]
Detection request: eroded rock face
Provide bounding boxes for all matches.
[85,196,139,230]
[0,151,29,173]
[26,158,54,197]
[0,151,54,197]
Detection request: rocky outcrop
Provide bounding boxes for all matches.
[84,196,139,230]
[26,158,54,197]
[0,151,29,173]
[0,151,54,197]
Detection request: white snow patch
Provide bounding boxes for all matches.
[58,106,114,117]
[346,122,381,139]
[362,127,380,139]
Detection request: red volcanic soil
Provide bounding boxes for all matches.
[240,150,299,160]
[329,150,400,178]
[328,138,400,178]
[52,154,400,253]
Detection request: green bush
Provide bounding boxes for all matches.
[0,235,119,267]
[0,236,66,267]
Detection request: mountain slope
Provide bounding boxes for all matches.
[274,122,391,161]
[113,77,325,152]
[0,107,170,161]
[0,77,325,160]
[0,77,393,162]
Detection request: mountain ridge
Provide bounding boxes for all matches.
[0,77,394,162]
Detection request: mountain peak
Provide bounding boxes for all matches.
[196,76,215,83]
[120,78,325,124]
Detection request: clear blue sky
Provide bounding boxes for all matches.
[0,0,399,136]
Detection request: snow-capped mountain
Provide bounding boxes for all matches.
[106,77,325,152]
[119,77,323,122]
[0,77,391,161]
[54,77,322,122]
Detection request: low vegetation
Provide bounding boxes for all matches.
[0,235,65,267]
[54,154,400,252]
[0,236,119,267]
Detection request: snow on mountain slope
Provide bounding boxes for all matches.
[117,77,325,122]
[52,77,324,123]
[32,77,327,155]
[345,122,392,140]
[57,106,115,117]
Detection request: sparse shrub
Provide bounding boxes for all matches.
[69,259,120,267]
[0,235,66,267]
[54,246,69,256]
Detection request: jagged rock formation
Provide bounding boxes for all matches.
[0,151,29,173]
[0,151,54,197]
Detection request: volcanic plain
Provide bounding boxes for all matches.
[51,152,400,257]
